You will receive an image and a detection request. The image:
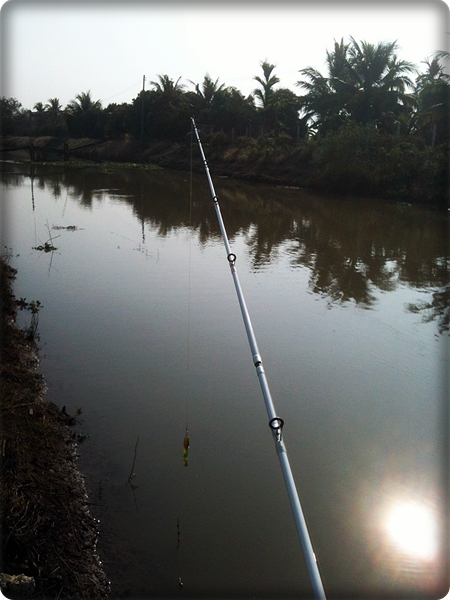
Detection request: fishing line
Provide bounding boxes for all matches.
[183,120,194,462]
[176,122,196,590]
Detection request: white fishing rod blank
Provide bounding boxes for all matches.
[191,118,327,600]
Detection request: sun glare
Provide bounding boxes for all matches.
[386,501,438,560]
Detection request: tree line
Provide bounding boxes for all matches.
[1,37,448,145]
[1,37,448,205]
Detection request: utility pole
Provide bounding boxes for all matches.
[140,75,146,144]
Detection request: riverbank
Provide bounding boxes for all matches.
[2,133,448,208]
[0,256,109,598]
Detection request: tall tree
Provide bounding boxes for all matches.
[148,75,189,141]
[253,60,280,109]
[297,38,416,134]
[188,73,225,126]
[32,102,47,133]
[345,37,415,127]
[66,91,102,137]
[66,91,102,115]
[45,98,62,118]
[253,60,284,134]
[44,98,66,135]
[150,74,185,97]
[189,74,224,107]
[0,97,23,135]
[211,86,257,136]
[413,55,450,145]
[297,39,353,134]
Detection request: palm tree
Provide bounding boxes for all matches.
[189,73,225,106]
[326,38,351,82]
[415,55,450,91]
[66,91,101,115]
[188,73,226,127]
[297,39,355,133]
[413,55,450,145]
[252,60,283,134]
[44,98,65,134]
[345,38,415,126]
[297,38,416,134]
[297,65,340,133]
[32,102,46,131]
[150,74,185,97]
[148,75,189,141]
[45,98,62,118]
[212,86,257,136]
[253,60,280,109]
[66,91,102,137]
[33,102,45,113]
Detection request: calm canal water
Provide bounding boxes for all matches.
[1,162,448,599]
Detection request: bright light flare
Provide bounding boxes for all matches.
[386,501,438,560]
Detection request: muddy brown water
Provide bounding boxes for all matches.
[1,163,448,598]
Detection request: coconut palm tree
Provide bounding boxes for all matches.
[345,38,415,126]
[187,73,226,128]
[45,98,62,118]
[297,66,341,133]
[150,74,185,97]
[31,102,47,131]
[66,91,102,115]
[33,102,45,113]
[148,75,189,141]
[66,91,102,137]
[413,55,450,145]
[43,97,66,134]
[297,39,355,133]
[297,37,416,134]
[189,74,225,107]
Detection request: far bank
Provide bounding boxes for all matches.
[1,128,448,209]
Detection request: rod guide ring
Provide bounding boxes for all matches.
[227,253,236,264]
[269,417,284,440]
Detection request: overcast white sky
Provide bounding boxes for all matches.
[0,0,449,111]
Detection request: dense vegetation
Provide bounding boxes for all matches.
[1,38,449,206]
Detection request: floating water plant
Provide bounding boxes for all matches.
[52,225,80,231]
[33,220,59,252]
[33,241,58,252]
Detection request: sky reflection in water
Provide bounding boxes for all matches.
[1,163,448,598]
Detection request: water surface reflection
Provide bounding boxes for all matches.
[5,163,449,319]
[1,163,448,598]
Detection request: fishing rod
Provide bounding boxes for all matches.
[190,118,327,600]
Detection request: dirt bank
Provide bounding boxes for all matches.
[0,256,109,598]
[0,135,319,188]
[2,134,447,207]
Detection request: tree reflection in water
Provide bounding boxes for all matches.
[4,163,450,330]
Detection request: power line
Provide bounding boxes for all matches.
[100,80,142,103]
